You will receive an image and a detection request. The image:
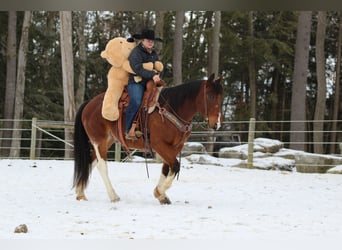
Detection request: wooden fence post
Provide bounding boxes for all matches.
[115,142,121,161]
[247,118,255,169]
[30,117,37,160]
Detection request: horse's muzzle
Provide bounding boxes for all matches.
[213,112,222,130]
[207,112,222,130]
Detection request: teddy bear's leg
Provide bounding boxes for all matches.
[102,83,124,121]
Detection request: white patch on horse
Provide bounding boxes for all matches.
[93,144,120,202]
[216,112,221,130]
[157,172,175,196]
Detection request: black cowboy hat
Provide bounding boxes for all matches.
[132,29,163,42]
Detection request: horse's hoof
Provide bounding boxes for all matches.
[159,196,172,205]
[154,187,172,205]
[111,196,120,203]
[76,195,88,201]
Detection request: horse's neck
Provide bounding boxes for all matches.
[173,93,203,124]
[189,85,205,119]
[179,100,198,122]
[162,82,204,123]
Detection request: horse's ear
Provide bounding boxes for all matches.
[215,76,222,83]
[208,73,215,83]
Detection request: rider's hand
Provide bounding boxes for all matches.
[153,74,161,83]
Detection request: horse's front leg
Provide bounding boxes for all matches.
[153,160,180,205]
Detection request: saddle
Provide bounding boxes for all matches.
[117,79,166,154]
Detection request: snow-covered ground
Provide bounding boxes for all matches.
[0,154,341,247]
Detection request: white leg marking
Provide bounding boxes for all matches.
[157,172,175,196]
[157,173,166,188]
[94,145,120,202]
[76,159,97,201]
[91,159,97,169]
[76,185,87,200]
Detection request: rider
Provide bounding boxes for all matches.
[125,28,163,140]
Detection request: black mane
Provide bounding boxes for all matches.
[159,80,203,112]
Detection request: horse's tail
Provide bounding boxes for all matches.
[73,100,92,190]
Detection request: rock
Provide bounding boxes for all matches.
[252,157,295,171]
[14,224,28,233]
[185,154,223,166]
[273,148,305,160]
[295,153,342,173]
[181,142,206,157]
[218,147,247,160]
[218,138,284,160]
[253,138,284,153]
[327,165,342,174]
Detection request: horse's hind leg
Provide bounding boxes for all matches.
[93,144,120,202]
[76,159,97,200]
[153,161,180,205]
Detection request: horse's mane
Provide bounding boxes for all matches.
[159,80,203,111]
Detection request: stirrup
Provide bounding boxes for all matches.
[125,132,137,140]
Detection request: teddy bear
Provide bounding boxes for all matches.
[100,37,135,121]
[101,37,163,121]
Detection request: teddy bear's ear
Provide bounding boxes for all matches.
[127,37,135,43]
[101,51,107,59]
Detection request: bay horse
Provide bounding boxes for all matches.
[73,73,223,204]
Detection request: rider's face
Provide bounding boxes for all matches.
[141,39,155,50]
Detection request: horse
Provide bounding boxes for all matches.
[73,73,223,205]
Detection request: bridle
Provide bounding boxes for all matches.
[202,81,222,130]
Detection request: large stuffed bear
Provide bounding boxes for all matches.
[101,37,163,121]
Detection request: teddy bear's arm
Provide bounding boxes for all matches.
[122,61,154,74]
[128,52,157,79]
[154,61,164,72]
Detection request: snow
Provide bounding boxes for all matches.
[1,155,342,248]
[252,156,295,170]
[328,164,342,174]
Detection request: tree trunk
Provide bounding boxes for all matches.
[60,11,75,159]
[248,11,257,119]
[9,11,32,158]
[75,11,87,109]
[290,11,312,151]
[209,10,221,76]
[173,10,184,85]
[155,11,165,57]
[330,12,342,154]
[313,11,327,154]
[206,11,221,155]
[1,11,17,157]
[271,68,280,136]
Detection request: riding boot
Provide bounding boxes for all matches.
[126,123,137,140]
[125,122,142,140]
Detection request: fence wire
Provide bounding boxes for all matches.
[1,118,342,160]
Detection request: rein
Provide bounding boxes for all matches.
[156,102,192,133]
[155,82,210,146]
[155,102,192,148]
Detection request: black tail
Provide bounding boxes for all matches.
[73,101,92,190]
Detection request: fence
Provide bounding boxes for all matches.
[1,118,342,162]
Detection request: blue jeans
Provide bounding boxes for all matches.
[125,82,145,133]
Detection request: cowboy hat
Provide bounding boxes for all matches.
[132,29,163,42]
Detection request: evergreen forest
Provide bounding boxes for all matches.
[1,11,342,157]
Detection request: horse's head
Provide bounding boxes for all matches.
[202,73,224,130]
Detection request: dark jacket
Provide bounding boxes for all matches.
[128,43,159,85]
